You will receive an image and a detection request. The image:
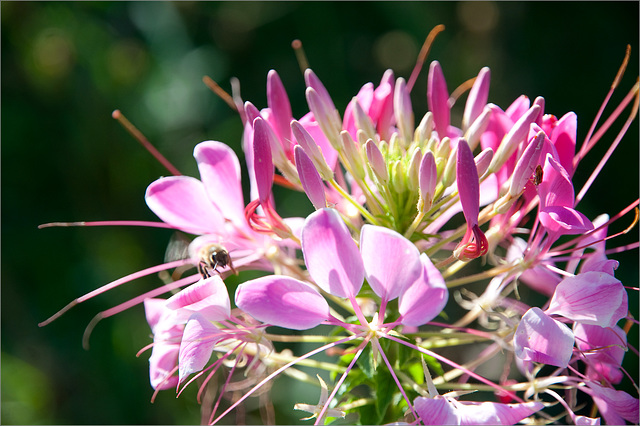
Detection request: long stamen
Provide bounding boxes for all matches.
[292,39,310,73]
[202,75,238,112]
[407,24,445,92]
[38,220,177,229]
[575,81,639,206]
[112,110,182,176]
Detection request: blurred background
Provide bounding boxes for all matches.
[2,2,638,424]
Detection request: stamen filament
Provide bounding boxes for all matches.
[202,75,238,111]
[111,110,182,176]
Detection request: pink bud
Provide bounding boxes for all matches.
[462,67,491,131]
[394,77,414,145]
[509,131,546,197]
[365,139,388,183]
[294,145,326,210]
[252,117,274,204]
[291,120,334,180]
[427,61,451,140]
[267,70,293,143]
[419,150,437,209]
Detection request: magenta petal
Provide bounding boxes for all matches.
[145,176,225,234]
[302,208,364,298]
[252,117,275,204]
[457,400,544,425]
[428,61,451,139]
[456,139,480,227]
[399,253,448,326]
[545,271,625,327]
[415,396,461,425]
[235,276,330,330]
[178,313,222,383]
[514,307,574,368]
[539,206,593,235]
[551,112,577,177]
[360,225,422,301]
[166,276,231,323]
[149,341,180,390]
[194,141,245,224]
[574,323,626,384]
[584,382,640,425]
[267,69,293,143]
[463,67,491,131]
[415,396,543,426]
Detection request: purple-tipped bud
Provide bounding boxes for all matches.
[352,98,377,142]
[474,147,494,179]
[509,131,546,198]
[456,139,480,227]
[427,61,451,140]
[365,139,388,183]
[267,70,293,143]
[291,120,333,181]
[489,104,541,173]
[340,131,366,180]
[304,69,335,114]
[415,111,434,145]
[407,148,422,191]
[306,87,342,150]
[294,145,326,210]
[394,77,414,146]
[252,117,274,204]
[244,101,262,124]
[419,150,437,211]
[464,105,492,151]
[462,67,491,131]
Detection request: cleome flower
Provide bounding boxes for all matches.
[39,24,638,426]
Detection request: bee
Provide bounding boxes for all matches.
[197,243,238,278]
[533,165,544,186]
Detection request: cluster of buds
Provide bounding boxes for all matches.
[41,27,639,425]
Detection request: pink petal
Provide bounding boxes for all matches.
[428,61,451,139]
[538,153,575,209]
[514,307,574,368]
[509,131,545,198]
[545,271,625,327]
[462,67,491,131]
[301,208,364,298]
[178,313,222,382]
[414,396,461,425]
[166,276,231,323]
[235,276,330,330]
[505,95,530,121]
[343,82,374,139]
[574,323,626,384]
[456,400,544,425]
[294,145,326,210]
[360,225,422,301]
[539,206,593,235]
[149,341,180,390]
[551,112,577,177]
[266,69,293,144]
[145,176,225,235]
[144,298,167,332]
[399,253,448,326]
[298,112,338,170]
[415,396,543,425]
[193,141,245,225]
[583,382,639,425]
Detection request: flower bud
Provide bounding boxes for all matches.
[418,150,437,212]
[340,131,366,180]
[394,77,414,147]
[391,160,405,193]
[462,67,491,131]
[306,87,342,150]
[352,98,377,142]
[441,141,457,189]
[428,61,451,140]
[407,147,422,192]
[267,69,293,143]
[294,145,327,210]
[488,104,541,174]
[474,147,494,179]
[509,131,545,198]
[414,111,434,146]
[464,105,492,151]
[365,139,389,183]
[291,120,334,181]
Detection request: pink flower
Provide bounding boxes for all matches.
[514,307,574,368]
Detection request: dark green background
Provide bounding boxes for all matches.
[2,2,638,424]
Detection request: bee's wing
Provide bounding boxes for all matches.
[164,232,192,263]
